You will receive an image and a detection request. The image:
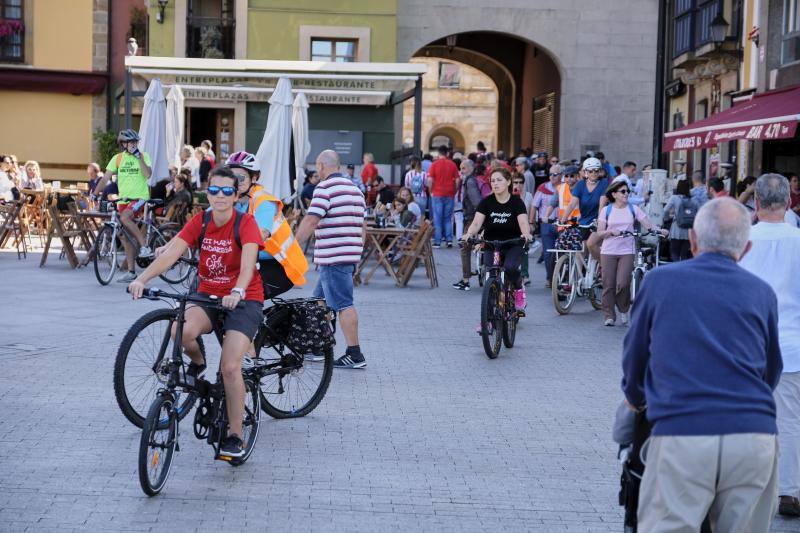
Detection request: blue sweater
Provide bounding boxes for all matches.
[621,253,782,436]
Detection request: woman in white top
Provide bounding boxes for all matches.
[0,155,16,202]
[22,161,44,190]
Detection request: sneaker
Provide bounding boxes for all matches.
[523,277,531,286]
[514,289,527,310]
[604,318,615,327]
[186,361,207,379]
[116,271,137,283]
[779,496,800,517]
[432,243,441,249]
[219,435,245,458]
[545,280,552,289]
[305,353,325,362]
[446,241,453,248]
[333,352,366,369]
[139,245,154,259]
[620,312,629,326]
[452,280,470,291]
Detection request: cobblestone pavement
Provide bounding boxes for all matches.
[0,247,795,532]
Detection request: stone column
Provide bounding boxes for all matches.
[92,0,110,162]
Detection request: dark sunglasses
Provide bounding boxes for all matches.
[615,189,630,194]
[586,169,600,173]
[207,185,236,196]
[549,173,562,177]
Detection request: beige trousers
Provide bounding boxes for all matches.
[638,433,778,533]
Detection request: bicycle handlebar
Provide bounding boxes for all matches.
[127,287,244,309]
[555,219,597,230]
[465,236,528,248]
[617,229,663,238]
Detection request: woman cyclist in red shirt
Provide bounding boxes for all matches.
[128,167,263,458]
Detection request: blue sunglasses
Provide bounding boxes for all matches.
[207,185,236,196]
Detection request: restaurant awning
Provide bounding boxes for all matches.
[663,85,800,152]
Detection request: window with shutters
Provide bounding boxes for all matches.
[0,0,24,63]
[531,93,556,156]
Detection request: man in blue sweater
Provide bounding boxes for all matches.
[622,197,783,532]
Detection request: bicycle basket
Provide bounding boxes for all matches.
[555,227,583,251]
[263,299,336,354]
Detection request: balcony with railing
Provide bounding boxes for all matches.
[672,0,730,66]
[186,15,235,59]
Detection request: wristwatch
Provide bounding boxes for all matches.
[231,287,245,299]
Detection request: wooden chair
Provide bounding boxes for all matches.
[39,200,93,268]
[0,201,27,259]
[394,220,437,288]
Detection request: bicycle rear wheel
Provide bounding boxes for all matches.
[93,226,122,285]
[502,289,517,348]
[481,278,503,359]
[256,345,334,419]
[138,394,178,496]
[229,377,261,466]
[114,308,204,427]
[552,254,577,315]
[154,226,192,285]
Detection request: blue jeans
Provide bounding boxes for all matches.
[312,264,355,312]
[541,222,557,281]
[431,196,454,244]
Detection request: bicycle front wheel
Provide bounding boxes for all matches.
[114,308,204,427]
[229,377,261,466]
[552,254,577,315]
[631,268,645,305]
[257,345,334,419]
[154,226,193,285]
[481,278,503,359]
[138,394,178,496]
[93,226,122,285]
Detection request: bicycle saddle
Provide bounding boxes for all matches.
[146,199,165,207]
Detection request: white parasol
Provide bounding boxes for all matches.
[165,85,185,169]
[254,76,294,202]
[138,78,169,186]
[292,92,311,205]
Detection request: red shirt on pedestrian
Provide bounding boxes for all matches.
[428,158,459,197]
[178,211,265,301]
[361,162,378,186]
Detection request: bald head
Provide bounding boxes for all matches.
[316,150,340,178]
[691,198,751,260]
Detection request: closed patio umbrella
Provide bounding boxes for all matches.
[255,76,294,202]
[165,85,185,169]
[292,92,311,205]
[138,78,169,186]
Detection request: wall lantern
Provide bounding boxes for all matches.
[710,12,729,46]
[156,0,169,24]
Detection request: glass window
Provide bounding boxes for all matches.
[311,38,357,62]
[783,0,800,64]
[0,0,24,63]
[673,0,695,56]
[438,62,460,88]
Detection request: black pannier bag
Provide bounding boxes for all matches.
[261,298,335,354]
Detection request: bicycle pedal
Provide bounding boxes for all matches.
[216,454,233,462]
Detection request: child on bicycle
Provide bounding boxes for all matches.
[461,167,533,312]
[128,167,264,458]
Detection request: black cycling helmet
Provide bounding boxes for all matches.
[117,129,141,144]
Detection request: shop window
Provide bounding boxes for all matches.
[187,0,235,59]
[311,39,357,63]
[783,0,800,64]
[438,62,460,88]
[0,0,24,63]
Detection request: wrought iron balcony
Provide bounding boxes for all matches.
[186,15,235,59]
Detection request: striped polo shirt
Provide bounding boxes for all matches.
[307,173,366,265]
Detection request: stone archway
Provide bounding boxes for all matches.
[396,1,659,167]
[427,125,466,154]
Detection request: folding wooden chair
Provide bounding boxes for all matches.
[0,201,28,259]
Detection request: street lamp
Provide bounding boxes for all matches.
[710,12,729,46]
[156,0,168,24]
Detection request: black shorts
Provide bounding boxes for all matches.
[259,258,294,299]
[192,292,263,340]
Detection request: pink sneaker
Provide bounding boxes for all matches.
[514,288,527,310]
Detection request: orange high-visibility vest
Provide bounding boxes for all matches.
[557,183,580,221]
[248,185,308,286]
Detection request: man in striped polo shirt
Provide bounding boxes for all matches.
[297,150,367,368]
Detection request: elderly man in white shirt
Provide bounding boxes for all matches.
[740,173,800,518]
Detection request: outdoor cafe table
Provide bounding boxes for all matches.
[75,211,111,266]
[354,225,412,286]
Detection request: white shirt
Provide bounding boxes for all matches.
[740,221,800,373]
[0,171,14,201]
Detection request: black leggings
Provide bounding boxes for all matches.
[258,259,294,299]
[483,245,524,289]
[669,239,692,262]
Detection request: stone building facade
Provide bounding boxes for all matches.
[401,57,498,155]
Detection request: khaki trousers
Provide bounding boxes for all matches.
[600,254,634,321]
[638,434,778,533]
[775,371,800,497]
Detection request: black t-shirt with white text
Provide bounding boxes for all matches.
[476,194,527,241]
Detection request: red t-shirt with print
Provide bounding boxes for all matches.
[178,211,265,302]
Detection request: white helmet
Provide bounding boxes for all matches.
[582,157,602,171]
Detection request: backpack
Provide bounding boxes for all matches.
[603,204,637,224]
[675,197,698,229]
[409,171,425,195]
[197,209,243,251]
